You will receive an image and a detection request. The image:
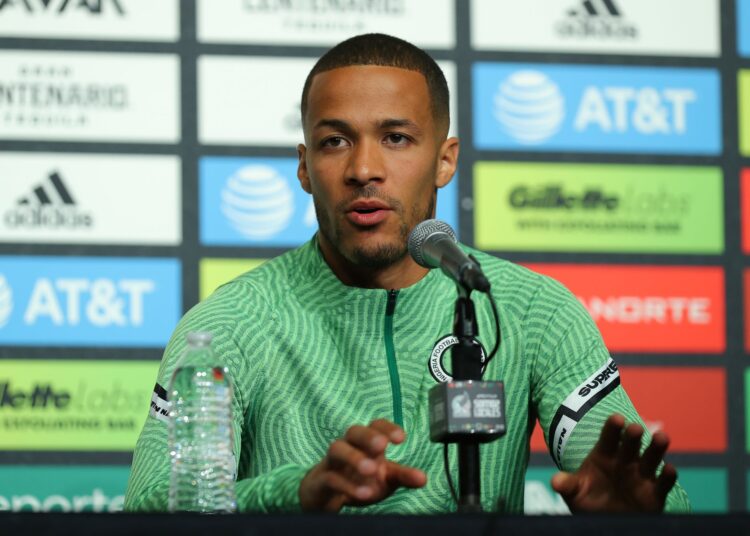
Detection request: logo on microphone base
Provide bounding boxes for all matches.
[429,335,487,383]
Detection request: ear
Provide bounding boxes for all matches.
[297,143,311,194]
[435,136,459,189]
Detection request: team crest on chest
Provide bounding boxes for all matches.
[428,334,487,383]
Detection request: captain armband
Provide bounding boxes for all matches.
[548,358,620,468]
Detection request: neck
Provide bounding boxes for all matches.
[317,237,429,290]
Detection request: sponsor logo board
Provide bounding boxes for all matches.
[741,71,750,156]
[0,152,181,245]
[525,466,726,513]
[200,156,459,247]
[199,258,266,301]
[745,270,750,352]
[524,264,725,353]
[0,0,178,41]
[198,56,456,145]
[0,256,180,347]
[474,162,723,254]
[532,367,726,453]
[740,0,750,57]
[197,0,454,48]
[471,0,720,57]
[0,360,157,450]
[473,63,721,154]
[0,465,129,512]
[0,51,180,142]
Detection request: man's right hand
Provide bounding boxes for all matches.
[299,419,427,512]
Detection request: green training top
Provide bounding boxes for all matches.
[125,238,690,513]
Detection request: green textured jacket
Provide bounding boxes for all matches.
[125,239,690,513]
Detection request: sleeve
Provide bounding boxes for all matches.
[528,277,690,513]
[123,282,310,513]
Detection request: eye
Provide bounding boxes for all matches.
[321,136,348,148]
[385,133,410,146]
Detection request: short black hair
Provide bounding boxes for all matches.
[300,33,450,136]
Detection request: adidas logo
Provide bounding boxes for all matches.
[557,0,637,39]
[3,172,93,229]
[567,0,621,18]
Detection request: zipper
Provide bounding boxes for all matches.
[384,289,404,428]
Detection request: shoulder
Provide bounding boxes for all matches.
[461,245,578,312]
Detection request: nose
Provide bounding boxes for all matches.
[344,138,385,186]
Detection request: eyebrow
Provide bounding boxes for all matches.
[313,118,423,135]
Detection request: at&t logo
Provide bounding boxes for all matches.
[221,165,295,239]
[494,70,564,145]
[0,275,13,328]
[0,277,155,328]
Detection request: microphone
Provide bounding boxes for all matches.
[408,220,490,293]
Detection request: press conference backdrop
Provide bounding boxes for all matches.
[0,0,745,514]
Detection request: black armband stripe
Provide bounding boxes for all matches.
[547,358,621,468]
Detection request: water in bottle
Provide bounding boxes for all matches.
[168,331,237,513]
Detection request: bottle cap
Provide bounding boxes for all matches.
[186,331,213,346]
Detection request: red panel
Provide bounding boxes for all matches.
[742,169,750,253]
[529,367,726,454]
[525,264,725,353]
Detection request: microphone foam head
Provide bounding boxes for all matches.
[408,219,457,268]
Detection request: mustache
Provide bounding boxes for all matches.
[336,185,404,214]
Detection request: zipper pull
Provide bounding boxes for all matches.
[386,289,398,316]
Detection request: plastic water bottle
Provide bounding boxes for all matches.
[168,331,237,513]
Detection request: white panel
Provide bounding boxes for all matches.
[0,153,181,245]
[471,0,720,57]
[197,0,455,49]
[0,0,179,42]
[0,51,180,143]
[199,56,457,147]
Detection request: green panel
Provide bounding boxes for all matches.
[0,465,129,512]
[678,468,726,513]
[474,162,724,254]
[525,466,724,513]
[524,467,569,514]
[0,360,157,450]
[199,258,266,301]
[740,71,750,156]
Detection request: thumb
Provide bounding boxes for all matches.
[551,471,580,499]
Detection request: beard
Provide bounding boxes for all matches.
[314,185,436,270]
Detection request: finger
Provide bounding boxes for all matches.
[384,461,427,489]
[639,431,670,478]
[656,463,678,499]
[594,414,626,457]
[616,423,644,466]
[550,471,580,499]
[326,439,378,476]
[320,470,374,503]
[368,419,406,444]
[344,425,390,456]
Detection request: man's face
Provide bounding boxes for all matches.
[297,65,457,270]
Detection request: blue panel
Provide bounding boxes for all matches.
[473,63,721,155]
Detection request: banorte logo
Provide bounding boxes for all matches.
[494,70,565,144]
[220,165,295,239]
[0,275,12,328]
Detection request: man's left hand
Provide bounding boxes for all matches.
[551,413,677,513]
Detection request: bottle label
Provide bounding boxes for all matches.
[148,382,170,424]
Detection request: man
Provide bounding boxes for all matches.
[125,33,689,514]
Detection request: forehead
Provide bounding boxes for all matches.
[305,65,432,126]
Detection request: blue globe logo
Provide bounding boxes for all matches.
[0,275,13,328]
[221,165,294,239]
[494,70,565,145]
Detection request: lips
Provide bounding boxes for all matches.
[345,199,392,226]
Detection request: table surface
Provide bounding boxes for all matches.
[3,512,750,536]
